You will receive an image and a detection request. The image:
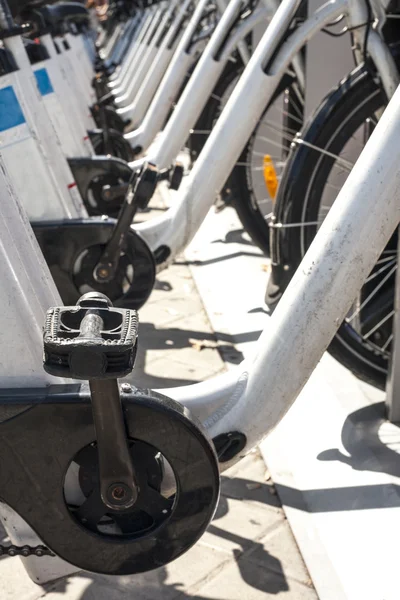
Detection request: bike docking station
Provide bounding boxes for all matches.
[2,0,400,593]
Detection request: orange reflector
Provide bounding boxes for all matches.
[263,155,278,201]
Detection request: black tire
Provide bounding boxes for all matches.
[190,59,301,255]
[271,65,390,389]
[91,129,135,162]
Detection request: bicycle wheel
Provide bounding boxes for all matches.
[189,59,304,254]
[268,65,392,388]
[91,129,136,161]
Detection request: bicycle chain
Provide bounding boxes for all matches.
[0,544,55,558]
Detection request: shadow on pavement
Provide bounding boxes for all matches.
[41,476,288,598]
[211,228,255,247]
[129,322,262,384]
[0,473,292,597]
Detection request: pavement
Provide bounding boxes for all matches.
[0,193,317,599]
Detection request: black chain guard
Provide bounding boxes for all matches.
[32,219,156,309]
[0,386,220,575]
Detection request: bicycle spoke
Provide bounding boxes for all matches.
[258,128,299,146]
[251,153,284,164]
[294,139,354,171]
[253,135,293,153]
[382,334,394,352]
[363,310,395,340]
[365,258,397,283]
[282,107,304,125]
[258,119,299,139]
[347,265,397,322]
[375,255,398,265]
[271,220,322,229]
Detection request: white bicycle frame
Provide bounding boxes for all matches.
[124,0,214,150]
[132,0,398,250]
[67,31,93,82]
[126,0,274,162]
[114,1,176,107]
[1,23,400,585]
[116,0,194,125]
[107,19,147,86]
[110,15,141,66]
[108,6,159,89]
[98,14,129,60]
[0,0,400,584]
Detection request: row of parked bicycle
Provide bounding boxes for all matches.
[4,0,397,390]
[0,0,399,579]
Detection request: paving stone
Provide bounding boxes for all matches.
[244,522,312,585]
[42,541,231,600]
[202,496,283,554]
[220,452,281,509]
[193,560,318,599]
[137,301,188,328]
[142,356,222,386]
[0,557,45,600]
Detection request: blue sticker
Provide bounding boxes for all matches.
[35,68,54,97]
[0,86,26,132]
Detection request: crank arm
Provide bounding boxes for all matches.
[62,299,139,510]
[94,164,158,283]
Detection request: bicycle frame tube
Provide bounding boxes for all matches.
[111,6,164,96]
[124,0,212,151]
[114,0,179,107]
[108,18,137,66]
[101,19,124,59]
[134,0,347,251]
[216,0,251,64]
[117,0,193,123]
[109,8,156,89]
[62,34,94,107]
[0,162,64,387]
[70,34,93,82]
[171,82,400,470]
[346,0,399,97]
[140,0,272,169]
[108,14,144,85]
[64,33,94,104]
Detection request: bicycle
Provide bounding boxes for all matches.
[265,5,400,389]
[0,0,399,585]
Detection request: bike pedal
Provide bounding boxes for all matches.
[43,292,138,380]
